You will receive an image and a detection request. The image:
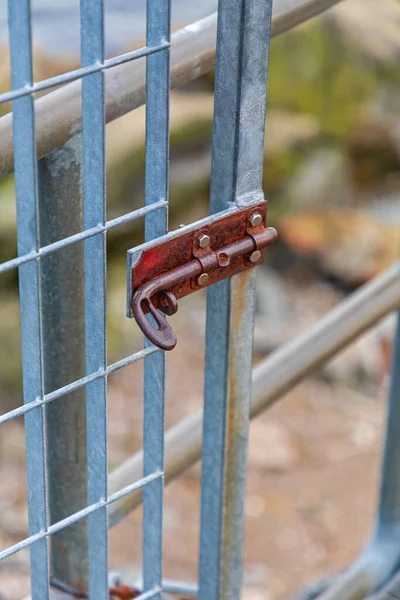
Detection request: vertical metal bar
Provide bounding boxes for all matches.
[199,1,273,599]
[8,1,49,598]
[375,311,400,534]
[143,0,171,595]
[39,137,88,586]
[81,1,108,599]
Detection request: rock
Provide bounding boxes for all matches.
[326,0,400,63]
[325,314,396,389]
[253,266,293,353]
[285,148,352,208]
[368,86,400,159]
[106,91,214,217]
[264,111,320,157]
[346,119,400,188]
[277,208,399,286]
[363,193,400,226]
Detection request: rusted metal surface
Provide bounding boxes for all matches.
[129,203,277,350]
[50,577,141,599]
[0,0,344,182]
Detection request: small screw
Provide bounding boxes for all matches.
[197,273,209,286]
[249,250,261,263]
[198,234,210,249]
[249,213,262,227]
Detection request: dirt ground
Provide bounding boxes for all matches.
[0,284,390,600]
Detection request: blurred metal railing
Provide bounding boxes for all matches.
[1,0,400,599]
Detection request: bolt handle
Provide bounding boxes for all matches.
[130,226,277,351]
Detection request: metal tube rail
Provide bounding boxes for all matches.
[0,0,343,181]
[108,260,400,527]
[313,311,400,600]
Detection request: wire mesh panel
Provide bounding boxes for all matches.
[3,1,400,600]
[1,0,273,598]
[3,0,171,597]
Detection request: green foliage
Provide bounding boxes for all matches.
[267,22,381,139]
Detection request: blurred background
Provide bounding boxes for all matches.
[0,0,399,598]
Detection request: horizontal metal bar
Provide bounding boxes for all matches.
[0,471,162,562]
[162,580,198,596]
[108,261,400,526]
[106,202,166,230]
[0,346,160,426]
[0,200,167,275]
[0,0,343,181]
[134,587,162,600]
[107,471,163,505]
[45,370,104,404]
[107,346,161,373]
[0,397,44,425]
[0,42,170,105]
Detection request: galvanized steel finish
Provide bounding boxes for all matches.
[3,0,400,600]
[5,0,173,596]
[199,1,273,599]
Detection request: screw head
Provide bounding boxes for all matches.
[249,250,261,263]
[197,273,209,286]
[249,213,262,227]
[198,234,210,249]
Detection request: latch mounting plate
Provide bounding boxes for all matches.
[127,203,277,350]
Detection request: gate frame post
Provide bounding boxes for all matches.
[198,1,274,599]
[38,138,89,591]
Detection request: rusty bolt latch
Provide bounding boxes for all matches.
[129,204,277,351]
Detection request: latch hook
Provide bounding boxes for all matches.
[131,259,203,350]
[132,292,177,351]
[129,205,277,351]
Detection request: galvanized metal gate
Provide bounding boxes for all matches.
[1,0,400,599]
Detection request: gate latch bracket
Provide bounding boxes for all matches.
[127,203,277,351]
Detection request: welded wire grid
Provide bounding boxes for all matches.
[4,1,400,599]
[2,0,277,597]
[4,0,170,598]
